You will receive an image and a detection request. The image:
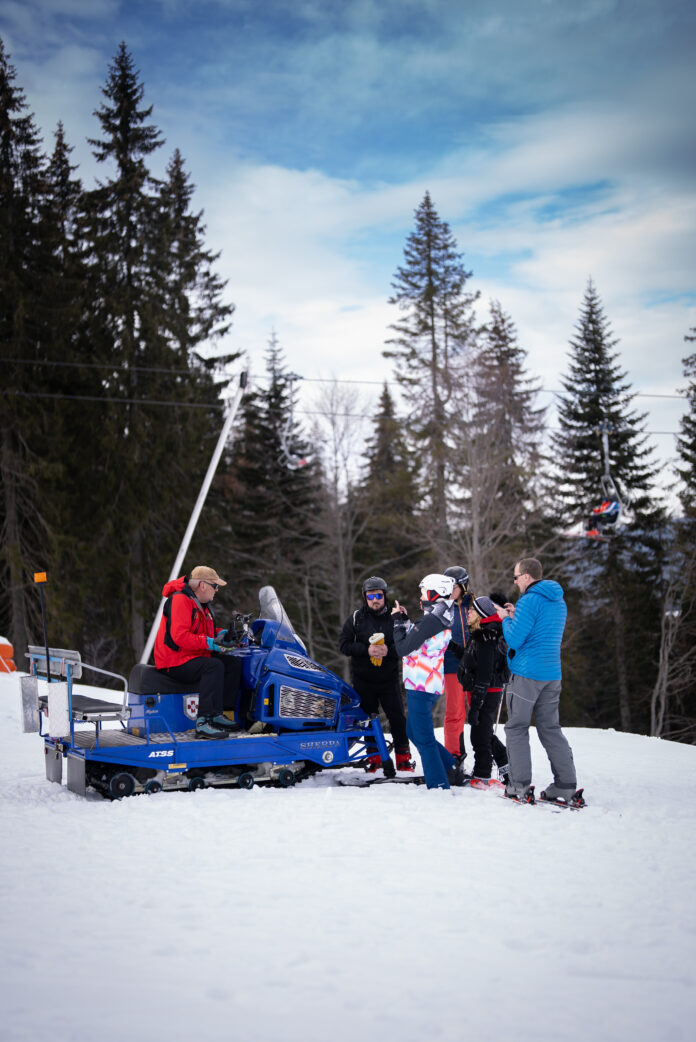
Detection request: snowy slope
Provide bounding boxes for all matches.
[1,671,695,1042]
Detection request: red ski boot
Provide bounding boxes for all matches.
[396,751,416,773]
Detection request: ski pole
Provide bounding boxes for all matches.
[494,683,505,736]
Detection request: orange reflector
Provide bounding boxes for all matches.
[34,572,47,583]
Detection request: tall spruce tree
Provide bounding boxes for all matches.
[76,44,236,668]
[0,39,52,660]
[385,192,478,550]
[651,328,696,742]
[221,336,323,647]
[449,300,546,591]
[355,383,421,584]
[676,327,696,513]
[551,280,663,732]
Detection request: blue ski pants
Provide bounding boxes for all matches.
[406,689,455,789]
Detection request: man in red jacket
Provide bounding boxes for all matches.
[154,565,242,738]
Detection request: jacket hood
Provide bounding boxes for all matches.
[525,579,565,602]
[162,575,188,598]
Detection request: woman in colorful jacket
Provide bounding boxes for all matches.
[392,574,467,789]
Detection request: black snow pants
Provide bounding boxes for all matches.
[164,654,242,719]
[354,676,410,754]
[470,688,508,779]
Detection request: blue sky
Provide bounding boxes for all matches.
[2,0,695,497]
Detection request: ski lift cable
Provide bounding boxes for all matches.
[5,358,689,399]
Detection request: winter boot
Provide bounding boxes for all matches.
[211,715,242,732]
[498,763,511,786]
[447,764,469,787]
[395,751,416,773]
[504,782,535,803]
[539,783,579,803]
[195,717,228,739]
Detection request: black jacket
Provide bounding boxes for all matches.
[457,618,508,703]
[339,601,401,687]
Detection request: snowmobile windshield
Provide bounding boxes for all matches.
[258,586,305,648]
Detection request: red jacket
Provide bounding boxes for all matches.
[154,576,216,669]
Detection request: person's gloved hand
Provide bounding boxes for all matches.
[216,628,228,641]
[448,640,464,660]
[468,693,483,727]
[206,636,224,652]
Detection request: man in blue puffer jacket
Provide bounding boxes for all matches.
[494,557,578,802]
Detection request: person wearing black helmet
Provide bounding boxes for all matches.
[442,565,472,766]
[338,576,414,773]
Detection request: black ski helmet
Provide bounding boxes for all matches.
[362,576,388,597]
[444,565,469,591]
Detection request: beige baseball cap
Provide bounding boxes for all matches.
[189,565,227,587]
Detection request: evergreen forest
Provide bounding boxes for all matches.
[2,41,694,742]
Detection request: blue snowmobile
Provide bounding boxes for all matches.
[20,586,392,798]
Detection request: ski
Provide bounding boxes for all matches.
[498,785,586,811]
[336,775,427,788]
[538,787,586,810]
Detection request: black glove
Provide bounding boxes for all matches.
[468,693,483,727]
[457,661,475,691]
[448,640,464,661]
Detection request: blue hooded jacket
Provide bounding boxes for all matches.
[501,580,567,682]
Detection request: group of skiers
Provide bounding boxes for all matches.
[339,568,509,790]
[153,557,579,801]
[339,561,579,801]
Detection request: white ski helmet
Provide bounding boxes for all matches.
[419,573,455,603]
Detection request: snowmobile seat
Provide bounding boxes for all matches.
[128,663,200,696]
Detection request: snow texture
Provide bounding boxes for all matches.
[1,671,695,1042]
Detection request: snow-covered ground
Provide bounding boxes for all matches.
[1,671,695,1042]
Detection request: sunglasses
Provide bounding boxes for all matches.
[203,581,220,591]
[512,573,524,582]
[366,592,384,601]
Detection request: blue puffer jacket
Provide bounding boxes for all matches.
[501,580,567,682]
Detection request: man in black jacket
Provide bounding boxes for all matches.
[338,576,413,772]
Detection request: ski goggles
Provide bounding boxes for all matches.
[365,592,384,601]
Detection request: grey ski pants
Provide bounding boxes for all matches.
[504,674,576,788]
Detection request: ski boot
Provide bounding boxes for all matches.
[395,750,416,773]
[504,782,536,804]
[470,776,502,789]
[447,763,470,787]
[539,786,586,808]
[364,754,382,773]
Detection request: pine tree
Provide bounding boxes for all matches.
[76,45,236,668]
[551,280,663,732]
[449,300,546,591]
[221,336,323,646]
[553,280,655,524]
[0,39,51,659]
[356,382,421,583]
[651,328,696,742]
[384,192,478,549]
[676,327,696,513]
